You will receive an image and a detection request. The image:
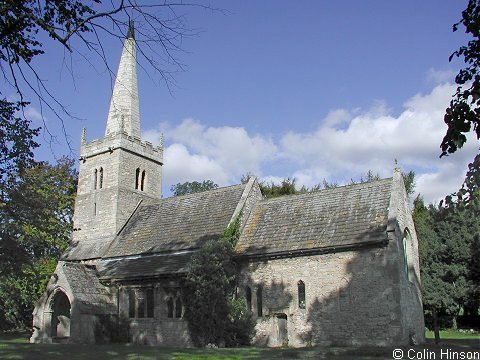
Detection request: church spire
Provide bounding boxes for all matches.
[105,20,140,138]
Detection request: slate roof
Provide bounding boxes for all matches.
[98,251,192,280]
[103,183,247,258]
[235,178,393,257]
[61,262,115,314]
[62,235,115,261]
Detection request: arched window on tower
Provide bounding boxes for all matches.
[245,286,252,313]
[94,169,98,190]
[298,280,306,309]
[135,168,140,190]
[99,167,104,189]
[141,170,146,191]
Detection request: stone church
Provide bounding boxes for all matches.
[31,24,425,347]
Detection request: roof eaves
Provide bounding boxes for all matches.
[235,237,389,261]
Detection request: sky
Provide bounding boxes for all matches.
[5,0,479,204]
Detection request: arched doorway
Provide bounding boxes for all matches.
[51,291,71,338]
[275,313,288,347]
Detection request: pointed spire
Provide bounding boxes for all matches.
[81,127,87,144]
[105,21,140,138]
[127,19,135,39]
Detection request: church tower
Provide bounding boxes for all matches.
[68,21,163,260]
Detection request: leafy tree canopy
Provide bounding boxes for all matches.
[182,218,255,347]
[413,196,480,331]
[442,0,480,156]
[170,180,218,196]
[245,169,415,199]
[0,157,77,330]
[0,99,39,185]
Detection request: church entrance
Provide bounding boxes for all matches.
[275,313,288,347]
[50,291,71,339]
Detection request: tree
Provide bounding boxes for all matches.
[442,0,480,157]
[170,180,218,197]
[441,0,480,206]
[182,219,255,347]
[254,169,415,199]
[413,196,480,339]
[259,178,298,198]
[0,157,77,330]
[0,1,216,149]
[0,99,39,186]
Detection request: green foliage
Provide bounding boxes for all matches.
[0,157,77,330]
[182,220,255,347]
[0,0,98,65]
[442,154,480,208]
[254,169,412,199]
[413,196,480,330]
[170,180,218,196]
[259,178,297,198]
[402,170,416,197]
[442,0,480,156]
[0,99,39,185]
[441,1,480,207]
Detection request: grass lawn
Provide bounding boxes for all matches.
[0,332,478,360]
[425,329,480,340]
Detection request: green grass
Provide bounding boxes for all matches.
[425,329,480,340]
[0,332,478,360]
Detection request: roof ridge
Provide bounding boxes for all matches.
[259,177,393,204]
[160,182,246,201]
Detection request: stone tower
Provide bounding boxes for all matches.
[68,21,163,260]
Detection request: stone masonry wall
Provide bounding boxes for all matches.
[117,283,192,346]
[239,246,405,347]
[388,169,425,343]
[73,134,162,249]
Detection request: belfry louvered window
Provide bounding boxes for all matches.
[135,168,146,191]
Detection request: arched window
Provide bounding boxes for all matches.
[403,228,414,283]
[246,286,252,312]
[128,288,154,318]
[128,289,136,318]
[94,169,98,190]
[175,297,182,318]
[135,168,140,190]
[99,167,104,189]
[298,280,306,309]
[166,295,182,318]
[257,286,263,317]
[167,297,174,318]
[141,170,146,191]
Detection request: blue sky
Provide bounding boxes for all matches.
[5,0,479,203]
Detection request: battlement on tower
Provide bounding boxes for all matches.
[80,131,163,164]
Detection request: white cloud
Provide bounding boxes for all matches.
[162,143,229,189]
[144,119,278,193]
[24,105,44,123]
[145,83,478,204]
[279,82,479,204]
[167,119,278,177]
[426,68,456,85]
